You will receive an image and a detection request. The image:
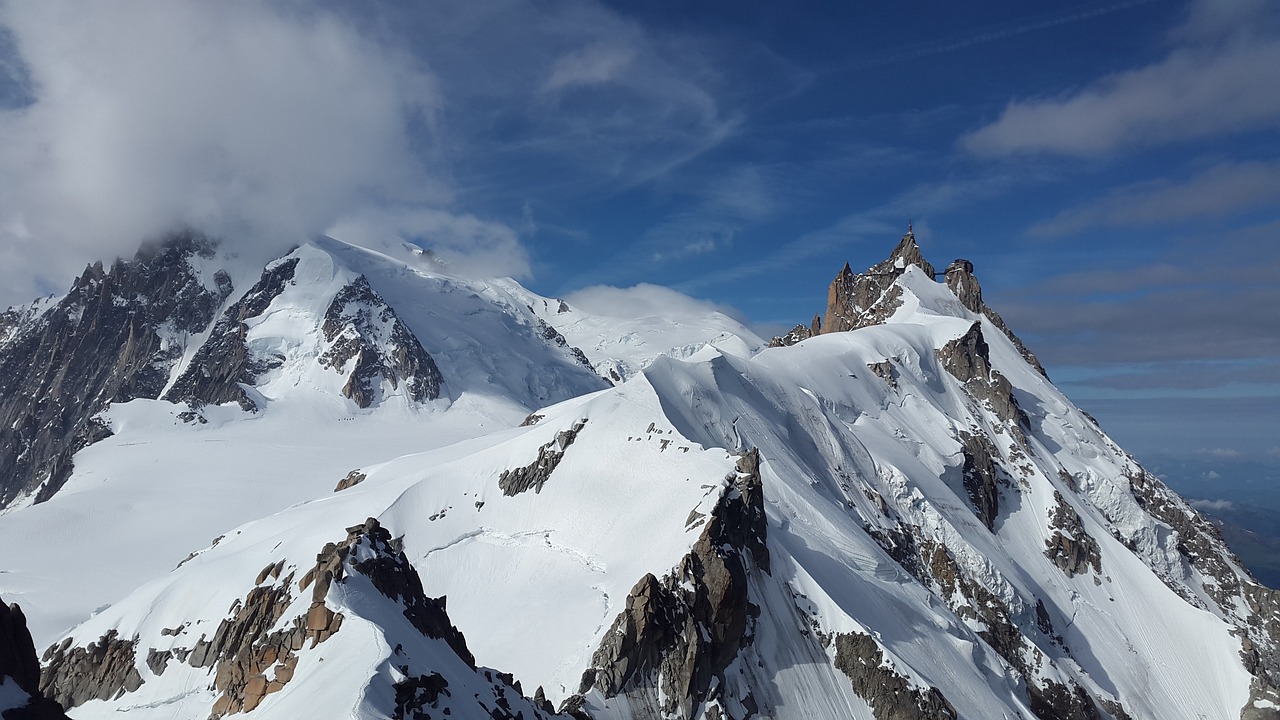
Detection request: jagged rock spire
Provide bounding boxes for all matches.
[819,231,934,334]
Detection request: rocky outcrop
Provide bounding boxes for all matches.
[334,470,367,492]
[333,518,475,666]
[1,600,71,719]
[957,430,1005,531]
[832,631,957,720]
[499,420,587,496]
[1109,467,1280,713]
[866,360,898,389]
[1,602,40,699]
[768,322,812,348]
[575,450,769,719]
[822,233,934,334]
[533,316,595,372]
[0,231,232,506]
[937,322,1029,430]
[39,630,144,709]
[866,524,1123,720]
[318,276,443,408]
[1044,491,1102,578]
[769,315,821,348]
[164,258,299,411]
[941,257,1047,378]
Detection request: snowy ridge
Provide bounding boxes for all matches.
[3,234,1276,719]
[497,278,765,384]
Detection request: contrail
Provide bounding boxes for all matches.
[848,0,1168,70]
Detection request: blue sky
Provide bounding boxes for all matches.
[0,0,1276,470]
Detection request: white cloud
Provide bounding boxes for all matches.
[565,283,742,321]
[1030,159,1280,236]
[0,0,459,306]
[1190,498,1236,512]
[544,41,638,91]
[326,208,529,279]
[962,1,1280,156]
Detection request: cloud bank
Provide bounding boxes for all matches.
[0,0,459,305]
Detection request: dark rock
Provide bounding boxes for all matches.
[335,470,367,492]
[577,449,769,718]
[957,430,1005,531]
[392,671,450,720]
[164,257,300,411]
[941,257,1049,378]
[533,686,555,715]
[768,323,812,348]
[39,629,144,709]
[339,518,475,667]
[318,276,443,408]
[822,232,933,334]
[1,601,40,697]
[498,420,587,496]
[943,258,981,313]
[866,360,898,390]
[534,317,595,373]
[937,322,1029,430]
[145,649,172,676]
[0,598,78,718]
[1114,467,1280,700]
[1044,491,1103,577]
[0,231,232,506]
[832,631,957,720]
[1027,679,1104,720]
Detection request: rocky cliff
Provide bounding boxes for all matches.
[0,599,70,719]
[0,231,232,506]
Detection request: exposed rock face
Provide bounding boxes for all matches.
[0,599,71,720]
[937,322,1029,429]
[534,316,595,372]
[1044,491,1102,578]
[334,470,367,492]
[942,257,1048,378]
[1,602,40,698]
[334,518,475,667]
[942,258,980,312]
[822,233,934,334]
[0,231,232,506]
[1109,467,1280,712]
[499,420,587,496]
[318,276,443,408]
[865,525,1123,720]
[768,323,812,348]
[577,450,769,719]
[769,314,820,348]
[957,430,1004,531]
[832,632,957,720]
[164,258,299,411]
[866,360,898,389]
[39,630,144,709]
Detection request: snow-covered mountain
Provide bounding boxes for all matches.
[1,232,1277,720]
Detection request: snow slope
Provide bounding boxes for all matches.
[0,237,606,643]
[497,278,766,383]
[29,246,1272,719]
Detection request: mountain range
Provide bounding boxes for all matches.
[0,231,1276,720]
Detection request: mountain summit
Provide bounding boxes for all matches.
[1,233,1277,719]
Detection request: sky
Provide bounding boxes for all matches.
[0,0,1276,475]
